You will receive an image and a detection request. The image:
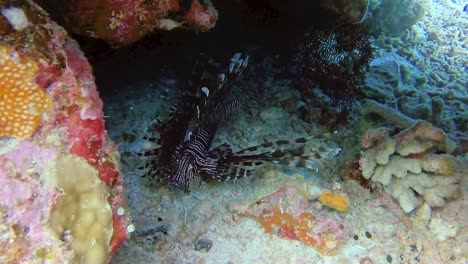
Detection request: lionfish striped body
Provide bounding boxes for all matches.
[139,53,338,193]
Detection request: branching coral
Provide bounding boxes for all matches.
[359,121,461,213]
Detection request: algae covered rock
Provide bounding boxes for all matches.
[319,0,432,36]
[36,0,218,47]
[0,1,130,263]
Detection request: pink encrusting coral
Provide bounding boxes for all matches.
[36,0,218,47]
[0,1,130,263]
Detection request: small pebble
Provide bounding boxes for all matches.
[194,238,213,252]
[116,207,125,216]
[365,231,372,239]
[386,254,392,263]
[126,224,135,233]
[325,240,337,249]
[353,234,359,240]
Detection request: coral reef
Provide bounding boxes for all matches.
[360,4,468,153]
[360,52,466,133]
[359,121,462,213]
[320,0,432,36]
[36,0,218,47]
[0,1,130,263]
[348,0,432,36]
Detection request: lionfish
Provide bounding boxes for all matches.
[138,53,338,193]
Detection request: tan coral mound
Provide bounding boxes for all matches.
[48,155,113,264]
[359,121,462,213]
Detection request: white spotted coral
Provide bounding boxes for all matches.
[0,45,52,138]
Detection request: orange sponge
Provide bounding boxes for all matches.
[256,204,336,255]
[319,190,349,212]
[0,45,52,138]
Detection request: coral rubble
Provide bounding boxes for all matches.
[359,121,462,213]
[0,1,130,263]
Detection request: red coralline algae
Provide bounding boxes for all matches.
[184,0,218,31]
[360,256,374,264]
[0,1,129,262]
[37,0,218,47]
[231,187,347,255]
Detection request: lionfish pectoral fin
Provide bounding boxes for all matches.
[234,136,316,156]
[137,147,162,157]
[209,143,234,159]
[209,163,256,182]
[232,136,328,172]
[272,155,319,172]
[142,135,160,142]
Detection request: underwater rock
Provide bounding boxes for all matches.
[193,237,213,252]
[359,121,462,213]
[36,0,218,47]
[361,55,402,104]
[320,0,432,36]
[319,0,369,24]
[368,0,431,36]
[361,99,416,129]
[259,106,288,122]
[0,1,130,263]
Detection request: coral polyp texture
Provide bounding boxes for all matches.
[0,1,129,263]
[0,45,52,138]
[36,0,218,47]
[320,0,432,36]
[359,121,462,213]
